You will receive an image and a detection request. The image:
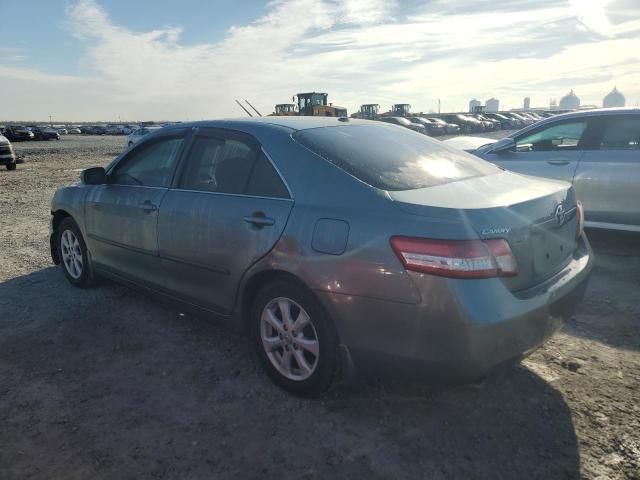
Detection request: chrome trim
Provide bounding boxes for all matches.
[99,184,169,191]
[168,188,293,202]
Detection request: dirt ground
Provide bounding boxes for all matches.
[0,135,638,480]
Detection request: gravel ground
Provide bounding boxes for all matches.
[0,135,639,480]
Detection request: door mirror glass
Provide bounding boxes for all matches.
[489,137,516,154]
[81,167,107,185]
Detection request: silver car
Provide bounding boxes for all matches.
[50,117,592,395]
[473,108,640,232]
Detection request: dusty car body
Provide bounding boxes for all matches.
[50,117,592,395]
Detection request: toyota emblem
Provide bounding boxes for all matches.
[554,204,566,226]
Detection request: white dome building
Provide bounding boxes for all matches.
[603,87,625,108]
[559,90,580,110]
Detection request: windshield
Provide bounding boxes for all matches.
[293,124,499,191]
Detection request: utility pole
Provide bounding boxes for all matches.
[49,115,53,126]
[438,99,441,114]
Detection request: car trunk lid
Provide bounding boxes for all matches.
[388,171,579,291]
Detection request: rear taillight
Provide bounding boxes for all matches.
[576,200,584,239]
[390,236,518,279]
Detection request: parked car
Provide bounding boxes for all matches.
[68,127,82,134]
[50,117,592,395]
[439,114,484,133]
[468,108,640,232]
[408,117,445,136]
[507,112,535,126]
[470,114,499,130]
[3,125,34,142]
[28,126,60,141]
[427,117,460,134]
[126,126,162,147]
[0,132,17,170]
[379,116,426,134]
[484,113,519,129]
[57,128,68,135]
[81,125,107,135]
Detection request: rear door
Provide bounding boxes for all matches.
[484,118,596,182]
[84,132,186,287]
[157,128,293,314]
[573,114,640,228]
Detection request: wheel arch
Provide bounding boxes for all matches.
[50,209,73,264]
[239,269,331,335]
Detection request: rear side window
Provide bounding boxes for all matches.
[180,136,256,194]
[293,124,499,191]
[599,116,640,150]
[179,133,289,198]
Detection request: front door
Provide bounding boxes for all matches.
[484,119,593,183]
[158,128,293,314]
[84,133,186,287]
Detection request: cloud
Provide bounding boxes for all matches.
[1,0,639,120]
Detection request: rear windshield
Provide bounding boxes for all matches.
[293,124,499,191]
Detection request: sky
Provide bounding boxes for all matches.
[0,0,639,122]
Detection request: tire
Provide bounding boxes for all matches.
[128,142,133,147]
[6,163,17,171]
[57,217,96,287]
[251,279,338,396]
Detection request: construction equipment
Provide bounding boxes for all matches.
[389,104,412,117]
[245,99,262,117]
[295,92,347,117]
[352,104,380,119]
[272,104,297,116]
[270,92,347,117]
[235,99,253,117]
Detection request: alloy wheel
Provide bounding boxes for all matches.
[260,297,319,381]
[61,229,83,279]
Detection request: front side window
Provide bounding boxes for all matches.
[179,133,289,198]
[110,136,184,187]
[599,116,640,150]
[516,121,587,152]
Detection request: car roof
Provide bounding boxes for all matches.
[162,116,371,133]
[539,107,640,121]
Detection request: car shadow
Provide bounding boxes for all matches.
[1,266,580,479]
[565,229,640,351]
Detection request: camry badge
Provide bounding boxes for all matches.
[481,227,511,235]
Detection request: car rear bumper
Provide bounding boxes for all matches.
[318,234,593,383]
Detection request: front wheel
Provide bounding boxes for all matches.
[6,163,16,171]
[251,280,338,396]
[57,218,96,287]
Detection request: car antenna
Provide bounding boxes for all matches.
[245,99,262,117]
[235,99,253,117]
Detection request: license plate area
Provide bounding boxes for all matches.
[532,223,574,275]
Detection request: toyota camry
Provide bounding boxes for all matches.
[50,117,592,395]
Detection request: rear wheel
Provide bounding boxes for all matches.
[6,163,16,171]
[57,218,96,287]
[251,280,338,396]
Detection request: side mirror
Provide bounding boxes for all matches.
[489,137,516,154]
[81,167,106,185]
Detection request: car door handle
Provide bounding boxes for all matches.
[139,201,158,213]
[547,160,570,165]
[243,213,275,227]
